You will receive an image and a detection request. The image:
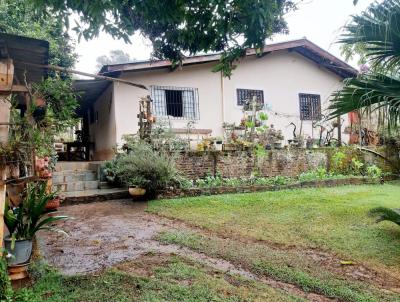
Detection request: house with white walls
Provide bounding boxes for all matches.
[74,39,357,160]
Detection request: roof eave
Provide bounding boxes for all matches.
[100,38,358,79]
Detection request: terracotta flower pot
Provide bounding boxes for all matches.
[45,197,60,211]
[34,97,46,107]
[40,169,52,178]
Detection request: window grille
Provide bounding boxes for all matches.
[236,89,264,106]
[299,93,321,120]
[150,86,200,120]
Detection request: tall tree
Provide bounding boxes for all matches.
[329,0,400,128]
[96,50,135,71]
[29,0,296,76]
[0,0,76,68]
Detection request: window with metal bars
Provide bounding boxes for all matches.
[150,86,200,120]
[236,89,264,106]
[299,93,321,120]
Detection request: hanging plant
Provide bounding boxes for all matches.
[32,76,78,131]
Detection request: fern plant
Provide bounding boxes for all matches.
[369,207,400,226]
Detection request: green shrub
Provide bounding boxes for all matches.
[114,142,178,193]
[331,151,347,174]
[101,158,120,186]
[366,165,382,179]
[350,158,364,175]
[299,168,329,182]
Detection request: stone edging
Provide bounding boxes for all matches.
[157,177,384,199]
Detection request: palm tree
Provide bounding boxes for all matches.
[329,0,400,128]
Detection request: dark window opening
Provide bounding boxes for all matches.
[299,93,321,120]
[237,89,264,106]
[165,89,183,117]
[150,85,200,120]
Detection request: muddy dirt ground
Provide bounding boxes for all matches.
[36,199,397,302]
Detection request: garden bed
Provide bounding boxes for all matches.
[157,176,389,199]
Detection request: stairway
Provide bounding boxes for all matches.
[53,161,129,203]
[53,162,100,193]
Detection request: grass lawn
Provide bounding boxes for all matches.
[20,254,300,302]
[148,182,400,273]
[147,183,400,301]
[19,183,400,302]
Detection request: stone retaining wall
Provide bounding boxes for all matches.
[174,146,399,180]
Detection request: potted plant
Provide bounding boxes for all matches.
[114,142,178,198]
[128,184,146,197]
[45,194,61,211]
[3,181,68,265]
[214,137,223,151]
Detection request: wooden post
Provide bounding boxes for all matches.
[0,96,10,248]
[337,116,342,147]
[250,96,257,142]
[0,170,5,249]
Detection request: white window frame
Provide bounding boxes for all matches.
[150,85,200,120]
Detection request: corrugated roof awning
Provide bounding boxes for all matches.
[73,79,111,116]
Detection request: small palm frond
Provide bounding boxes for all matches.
[340,0,400,70]
[328,73,400,126]
[369,207,400,225]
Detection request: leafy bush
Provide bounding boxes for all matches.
[193,174,292,188]
[101,158,120,186]
[299,168,329,182]
[114,143,178,193]
[366,165,382,179]
[350,158,364,175]
[331,151,347,174]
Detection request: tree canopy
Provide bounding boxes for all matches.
[0,0,76,69]
[29,0,296,76]
[329,0,400,129]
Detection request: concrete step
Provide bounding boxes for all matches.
[53,170,97,184]
[53,180,99,192]
[61,188,130,205]
[55,161,104,172]
[99,181,114,189]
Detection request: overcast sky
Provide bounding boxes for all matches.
[73,0,375,74]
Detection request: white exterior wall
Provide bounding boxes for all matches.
[94,50,348,159]
[113,62,222,146]
[88,85,117,160]
[223,51,347,141]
